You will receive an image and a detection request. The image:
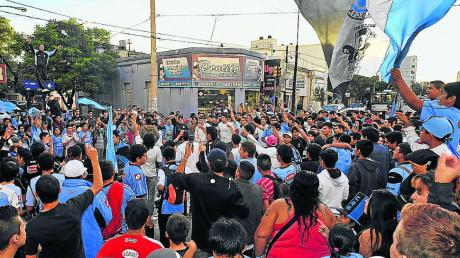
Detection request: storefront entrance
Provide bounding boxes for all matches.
[245,91,260,109]
[198,89,235,113]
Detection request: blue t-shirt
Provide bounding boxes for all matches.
[331,147,352,175]
[52,135,64,157]
[421,99,460,157]
[123,163,148,197]
[78,131,92,145]
[0,192,9,207]
[273,164,296,180]
[59,179,112,258]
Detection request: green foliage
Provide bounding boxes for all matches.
[21,19,117,107]
[312,86,326,106]
[0,17,25,90]
[348,75,389,104]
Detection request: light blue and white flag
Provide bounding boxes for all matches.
[367,0,456,82]
[77,98,117,170]
[0,101,17,113]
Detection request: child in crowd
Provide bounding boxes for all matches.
[324,224,363,258]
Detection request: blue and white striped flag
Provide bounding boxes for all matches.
[77,98,117,171]
[367,0,456,82]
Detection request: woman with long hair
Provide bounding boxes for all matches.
[254,171,336,258]
[359,189,399,258]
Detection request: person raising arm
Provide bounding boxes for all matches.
[391,69,423,112]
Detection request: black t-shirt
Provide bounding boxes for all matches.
[24,189,95,258]
[291,137,308,156]
[171,172,249,252]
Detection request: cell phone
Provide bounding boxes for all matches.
[189,135,195,143]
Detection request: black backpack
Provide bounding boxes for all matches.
[162,165,186,205]
[263,174,290,200]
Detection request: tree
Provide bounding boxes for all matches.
[312,86,327,106]
[21,19,117,109]
[0,17,25,93]
[348,75,389,104]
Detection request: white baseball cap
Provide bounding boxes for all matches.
[62,160,87,178]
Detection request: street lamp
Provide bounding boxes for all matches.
[0,5,27,12]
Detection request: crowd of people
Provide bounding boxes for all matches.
[0,69,460,258]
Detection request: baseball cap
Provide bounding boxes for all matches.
[208,149,228,172]
[406,149,439,170]
[421,116,454,139]
[282,131,293,138]
[265,135,279,147]
[10,135,21,144]
[62,160,87,177]
[147,249,181,258]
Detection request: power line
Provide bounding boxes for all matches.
[5,0,249,48]
[156,11,297,17]
[0,10,236,48]
[110,18,150,38]
[0,10,247,48]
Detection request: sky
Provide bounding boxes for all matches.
[1,0,459,82]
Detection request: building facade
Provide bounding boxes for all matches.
[250,36,328,111]
[400,55,417,86]
[112,48,264,115]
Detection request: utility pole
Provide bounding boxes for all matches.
[127,39,132,57]
[149,0,158,111]
[291,8,300,113]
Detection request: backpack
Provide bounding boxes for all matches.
[263,174,290,200]
[162,165,186,205]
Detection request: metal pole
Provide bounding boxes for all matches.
[149,0,158,111]
[291,8,300,113]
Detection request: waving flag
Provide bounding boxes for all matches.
[0,100,17,113]
[328,0,376,95]
[294,0,351,66]
[366,0,456,82]
[77,98,117,170]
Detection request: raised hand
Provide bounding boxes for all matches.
[435,154,460,183]
[85,145,99,161]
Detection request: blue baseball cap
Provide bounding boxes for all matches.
[421,116,454,139]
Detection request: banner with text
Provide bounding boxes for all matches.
[263,59,281,92]
[192,55,242,81]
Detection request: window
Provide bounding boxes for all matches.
[123,82,133,107]
[144,81,151,108]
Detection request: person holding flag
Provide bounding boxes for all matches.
[392,69,460,157]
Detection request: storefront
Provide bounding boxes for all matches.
[156,48,264,114]
[112,48,264,115]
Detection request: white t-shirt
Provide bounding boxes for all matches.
[194,125,207,143]
[217,122,234,143]
[175,142,200,173]
[0,184,20,208]
[3,183,23,209]
[158,164,192,187]
[141,146,163,177]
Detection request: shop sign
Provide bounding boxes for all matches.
[159,57,191,80]
[244,59,262,81]
[192,56,241,80]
